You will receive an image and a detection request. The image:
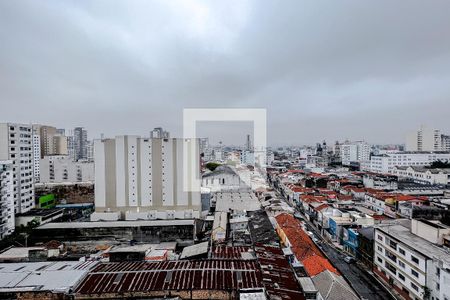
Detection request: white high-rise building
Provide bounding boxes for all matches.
[406,125,445,152]
[340,141,370,166]
[32,133,41,183]
[0,123,35,214]
[442,135,450,152]
[0,160,15,238]
[93,135,201,220]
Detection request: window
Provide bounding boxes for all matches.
[399,261,405,268]
[411,283,418,292]
[389,240,397,250]
[385,262,397,275]
[399,248,405,255]
[411,269,419,278]
[398,273,405,281]
[377,234,383,241]
[411,255,419,264]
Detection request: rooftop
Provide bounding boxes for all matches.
[0,261,98,293]
[179,241,209,259]
[37,219,195,230]
[75,260,262,295]
[376,221,450,264]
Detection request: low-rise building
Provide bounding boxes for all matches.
[40,155,94,183]
[369,152,450,174]
[391,166,450,185]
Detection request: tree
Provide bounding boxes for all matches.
[428,160,450,169]
[205,162,221,171]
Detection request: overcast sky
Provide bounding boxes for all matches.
[1,1,450,146]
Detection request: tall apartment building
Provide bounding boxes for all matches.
[374,219,450,300]
[369,152,450,174]
[38,125,57,157]
[0,160,15,238]
[33,125,68,158]
[442,135,450,152]
[93,135,201,220]
[406,125,449,152]
[86,140,94,162]
[73,127,88,161]
[0,123,35,214]
[340,141,370,166]
[32,133,41,183]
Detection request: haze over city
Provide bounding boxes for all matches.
[2,1,450,144]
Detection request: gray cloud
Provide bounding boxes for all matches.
[1,0,450,145]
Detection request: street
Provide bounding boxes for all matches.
[274,190,395,300]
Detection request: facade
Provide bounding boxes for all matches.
[73,127,88,161]
[370,152,450,174]
[442,135,450,152]
[240,150,254,165]
[202,165,248,192]
[406,125,446,152]
[374,220,450,300]
[86,140,94,162]
[150,127,169,139]
[391,166,450,185]
[0,160,15,238]
[32,133,41,183]
[340,141,370,166]
[0,123,35,214]
[37,125,56,158]
[39,155,94,183]
[94,135,201,220]
[33,125,68,159]
[52,134,68,155]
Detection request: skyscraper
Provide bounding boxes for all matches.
[406,125,444,151]
[73,127,88,161]
[246,134,252,151]
[0,123,35,214]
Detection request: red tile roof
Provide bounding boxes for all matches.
[302,255,338,276]
[314,204,330,212]
[275,214,339,277]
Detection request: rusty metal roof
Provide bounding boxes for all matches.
[75,260,262,295]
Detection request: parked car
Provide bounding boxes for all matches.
[344,256,355,263]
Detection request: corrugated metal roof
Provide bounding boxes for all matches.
[75,260,262,295]
[0,261,98,293]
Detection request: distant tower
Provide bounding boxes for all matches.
[246,134,252,151]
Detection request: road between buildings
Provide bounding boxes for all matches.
[274,191,395,300]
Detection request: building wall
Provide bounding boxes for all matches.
[94,136,201,219]
[32,134,40,183]
[375,229,428,300]
[341,141,370,166]
[0,160,15,238]
[39,155,94,183]
[0,123,35,214]
[406,126,443,152]
[370,152,450,174]
[391,166,449,185]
